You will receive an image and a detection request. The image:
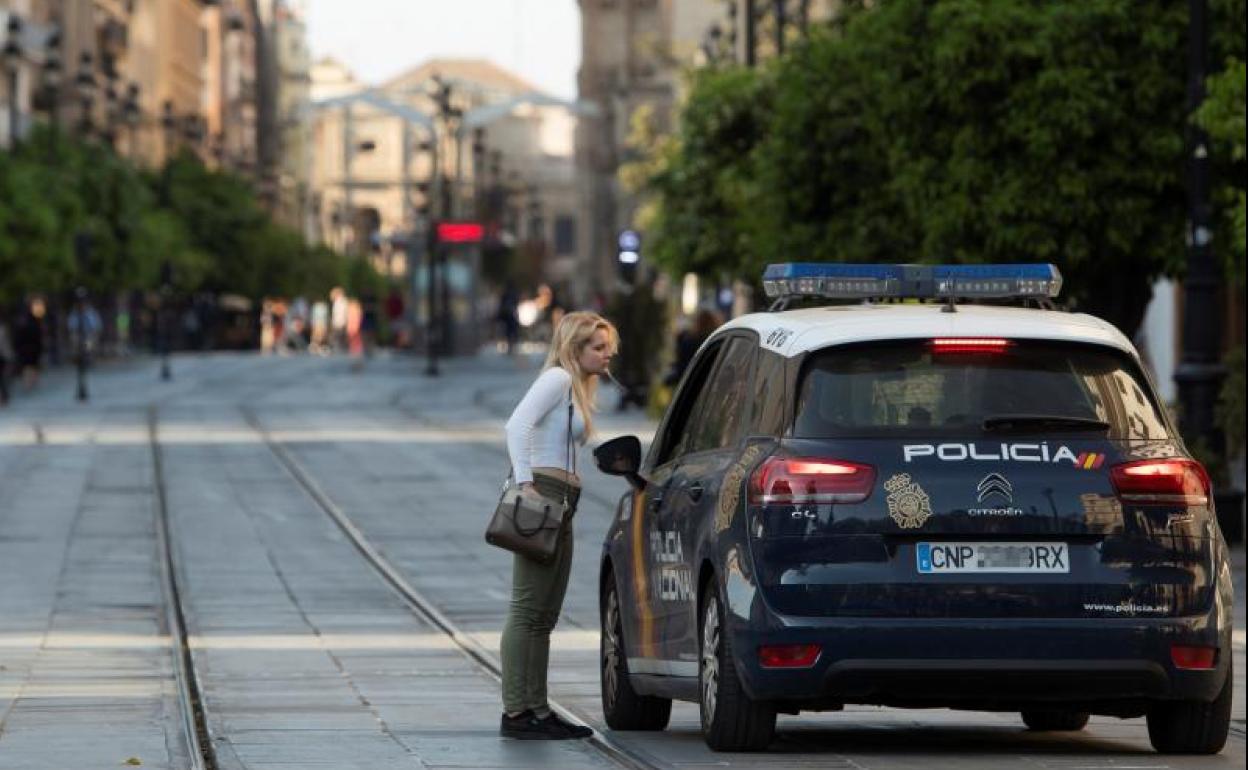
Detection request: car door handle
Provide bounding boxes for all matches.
[687,483,704,503]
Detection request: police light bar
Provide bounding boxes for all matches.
[762,263,1062,301]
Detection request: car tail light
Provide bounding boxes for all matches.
[1171,645,1217,670]
[759,644,821,669]
[748,456,876,505]
[1110,459,1210,506]
[929,337,1012,354]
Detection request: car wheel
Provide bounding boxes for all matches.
[1020,710,1090,731]
[699,579,776,751]
[1147,662,1233,754]
[600,573,671,730]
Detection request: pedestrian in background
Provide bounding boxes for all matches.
[15,301,45,391]
[499,311,618,740]
[0,316,13,406]
[329,287,349,353]
[496,282,520,356]
[664,308,722,388]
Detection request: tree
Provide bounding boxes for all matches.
[638,0,1245,338]
[629,68,773,280]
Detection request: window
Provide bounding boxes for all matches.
[682,337,756,455]
[553,215,576,256]
[749,349,787,437]
[653,341,722,467]
[793,341,1171,440]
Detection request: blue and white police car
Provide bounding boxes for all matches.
[593,264,1234,753]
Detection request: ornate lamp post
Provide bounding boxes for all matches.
[74,51,95,137]
[37,25,60,130]
[122,82,140,157]
[3,15,23,147]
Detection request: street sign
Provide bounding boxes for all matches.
[436,222,485,243]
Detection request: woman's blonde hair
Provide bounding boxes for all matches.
[544,311,619,437]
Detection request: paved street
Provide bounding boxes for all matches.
[0,351,1244,769]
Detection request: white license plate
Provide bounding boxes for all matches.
[916,542,1069,574]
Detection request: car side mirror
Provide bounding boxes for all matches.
[594,435,647,490]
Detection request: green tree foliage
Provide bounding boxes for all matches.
[637,0,1245,337]
[628,69,772,278]
[1197,57,1246,284]
[1,130,350,306]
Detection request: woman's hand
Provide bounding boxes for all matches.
[519,482,535,492]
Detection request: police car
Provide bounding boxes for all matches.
[593,264,1234,753]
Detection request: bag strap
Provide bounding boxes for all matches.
[562,386,575,508]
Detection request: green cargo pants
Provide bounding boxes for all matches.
[499,471,579,715]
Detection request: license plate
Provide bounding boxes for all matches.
[916,542,1069,574]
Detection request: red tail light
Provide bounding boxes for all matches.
[1110,459,1210,506]
[929,337,1012,354]
[748,456,876,505]
[1171,645,1217,670]
[759,644,821,669]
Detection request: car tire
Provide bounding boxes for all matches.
[1020,710,1090,731]
[1146,662,1233,755]
[600,573,672,731]
[699,580,776,752]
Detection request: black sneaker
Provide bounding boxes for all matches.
[500,710,571,740]
[538,711,593,739]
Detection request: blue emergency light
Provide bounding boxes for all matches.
[761,263,1062,301]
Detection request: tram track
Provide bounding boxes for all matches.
[148,406,219,770]
[239,405,660,770]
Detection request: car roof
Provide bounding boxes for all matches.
[715,304,1138,359]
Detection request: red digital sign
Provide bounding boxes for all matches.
[436,222,485,243]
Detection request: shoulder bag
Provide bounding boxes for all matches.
[485,389,575,564]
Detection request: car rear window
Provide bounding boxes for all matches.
[793,340,1170,440]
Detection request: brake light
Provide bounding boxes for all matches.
[929,338,1012,354]
[1110,459,1210,506]
[759,644,821,669]
[748,456,876,504]
[1171,645,1217,670]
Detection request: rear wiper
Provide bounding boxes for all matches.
[982,414,1112,433]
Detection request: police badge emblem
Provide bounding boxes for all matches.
[885,473,932,529]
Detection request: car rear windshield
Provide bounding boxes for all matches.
[793,340,1170,440]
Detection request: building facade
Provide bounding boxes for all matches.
[307,57,586,287]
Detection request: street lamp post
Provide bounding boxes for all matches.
[75,52,95,137]
[73,233,93,403]
[3,15,23,147]
[1175,0,1225,456]
[159,261,172,381]
[37,25,60,137]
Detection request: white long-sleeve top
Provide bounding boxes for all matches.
[505,366,586,485]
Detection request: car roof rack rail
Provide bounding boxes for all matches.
[762,263,1063,313]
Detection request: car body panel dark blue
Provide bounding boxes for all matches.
[599,337,1234,710]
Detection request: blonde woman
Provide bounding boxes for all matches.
[500,311,618,740]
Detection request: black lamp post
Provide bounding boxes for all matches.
[3,15,23,146]
[1175,0,1224,456]
[38,25,60,130]
[159,260,172,381]
[74,51,95,137]
[73,232,93,403]
[161,98,176,160]
[122,82,140,157]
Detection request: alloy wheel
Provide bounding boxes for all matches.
[602,587,621,709]
[701,597,720,724]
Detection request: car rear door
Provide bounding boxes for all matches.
[658,334,758,664]
[624,339,724,673]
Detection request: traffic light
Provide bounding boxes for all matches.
[617,229,641,285]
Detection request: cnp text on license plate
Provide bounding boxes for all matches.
[916,542,1069,574]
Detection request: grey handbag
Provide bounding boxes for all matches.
[485,392,576,564]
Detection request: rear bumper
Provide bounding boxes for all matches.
[731,611,1231,710]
